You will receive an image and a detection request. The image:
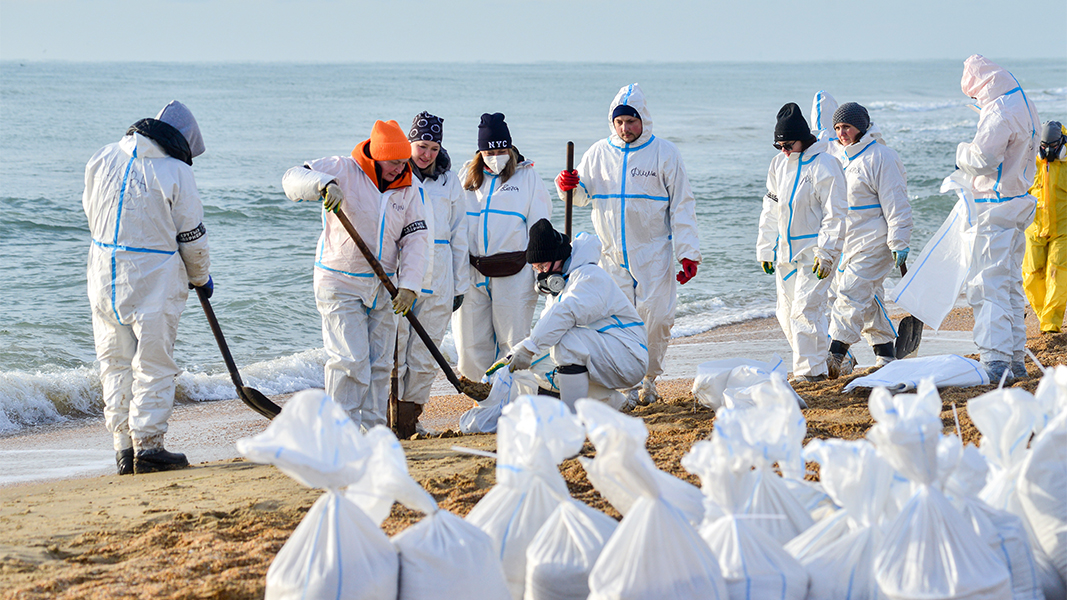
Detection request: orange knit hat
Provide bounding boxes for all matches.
[368,120,411,161]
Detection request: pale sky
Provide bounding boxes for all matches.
[2,0,1066,63]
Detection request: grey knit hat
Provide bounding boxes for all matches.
[832,102,870,135]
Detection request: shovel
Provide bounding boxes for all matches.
[331,208,490,401]
[195,287,282,419]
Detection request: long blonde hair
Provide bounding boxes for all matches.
[462,147,520,191]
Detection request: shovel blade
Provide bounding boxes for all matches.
[239,386,281,419]
[895,315,924,359]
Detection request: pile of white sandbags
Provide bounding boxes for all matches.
[237,362,1067,600]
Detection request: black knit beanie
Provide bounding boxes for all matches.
[477,113,511,151]
[774,103,812,142]
[407,111,444,144]
[832,102,870,136]
[611,104,641,121]
[526,219,571,264]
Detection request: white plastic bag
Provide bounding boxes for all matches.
[889,177,977,330]
[683,439,809,600]
[524,499,618,600]
[1018,410,1067,582]
[868,381,1011,600]
[466,396,586,600]
[843,354,990,393]
[235,389,398,600]
[578,400,729,600]
[691,354,791,411]
[787,438,896,600]
[460,369,539,434]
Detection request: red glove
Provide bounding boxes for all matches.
[556,169,580,192]
[676,258,698,284]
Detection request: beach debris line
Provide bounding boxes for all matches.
[195,286,280,419]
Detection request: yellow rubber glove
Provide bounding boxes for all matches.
[486,357,511,378]
[322,182,344,213]
[761,261,774,275]
[392,288,417,315]
[812,257,832,280]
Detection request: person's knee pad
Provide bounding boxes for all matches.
[557,364,588,375]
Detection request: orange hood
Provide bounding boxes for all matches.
[352,139,412,190]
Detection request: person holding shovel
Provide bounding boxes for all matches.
[83,100,211,475]
[452,113,552,381]
[554,83,701,406]
[393,111,469,437]
[283,119,429,430]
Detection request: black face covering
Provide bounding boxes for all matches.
[1040,137,1065,161]
[535,271,565,296]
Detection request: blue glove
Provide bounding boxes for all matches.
[189,275,214,299]
[894,248,909,268]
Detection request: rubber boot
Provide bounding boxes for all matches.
[116,448,134,476]
[1011,351,1028,380]
[984,360,1013,385]
[133,435,189,474]
[395,401,423,439]
[827,341,851,379]
[556,365,589,413]
[873,342,896,367]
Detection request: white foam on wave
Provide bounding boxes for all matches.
[671,298,777,338]
[867,100,962,113]
[176,348,328,401]
[0,367,102,435]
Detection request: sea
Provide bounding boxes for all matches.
[2,60,1065,438]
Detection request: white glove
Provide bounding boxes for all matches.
[392,288,417,315]
[322,182,344,213]
[509,345,535,372]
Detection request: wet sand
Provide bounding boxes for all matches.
[2,306,1063,599]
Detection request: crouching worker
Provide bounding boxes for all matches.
[500,219,648,411]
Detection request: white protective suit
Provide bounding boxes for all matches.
[452,158,552,380]
[396,152,469,405]
[557,83,702,382]
[756,137,847,377]
[283,144,428,429]
[812,94,913,349]
[84,101,210,452]
[956,55,1040,364]
[513,233,649,399]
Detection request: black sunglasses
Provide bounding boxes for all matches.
[773,141,797,151]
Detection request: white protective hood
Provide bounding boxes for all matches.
[608,83,654,146]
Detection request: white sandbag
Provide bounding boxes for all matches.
[945,440,1044,600]
[524,499,618,600]
[787,438,896,600]
[393,509,512,600]
[1035,545,1067,600]
[844,354,989,393]
[577,401,706,525]
[868,382,1011,600]
[460,369,540,434]
[578,400,729,600]
[691,354,789,410]
[466,396,586,600]
[889,175,977,330]
[1018,410,1067,582]
[235,389,398,600]
[969,387,1045,512]
[1033,365,1067,433]
[684,439,809,600]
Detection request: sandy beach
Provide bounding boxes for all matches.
[1,306,1062,599]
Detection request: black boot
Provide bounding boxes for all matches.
[116,448,134,476]
[134,448,190,474]
[395,401,423,439]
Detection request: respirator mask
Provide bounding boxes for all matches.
[535,272,566,296]
[1039,138,1066,161]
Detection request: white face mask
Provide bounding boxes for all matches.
[483,154,510,174]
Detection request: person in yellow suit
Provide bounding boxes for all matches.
[1024,121,1067,333]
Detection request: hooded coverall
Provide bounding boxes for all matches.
[283,143,428,429]
[556,83,701,384]
[957,54,1040,365]
[396,149,469,405]
[452,158,552,380]
[756,138,847,377]
[511,233,649,407]
[1023,124,1067,333]
[84,102,210,452]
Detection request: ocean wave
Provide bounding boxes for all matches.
[867,100,963,113]
[672,298,777,338]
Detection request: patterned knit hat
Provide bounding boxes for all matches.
[407,111,444,144]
